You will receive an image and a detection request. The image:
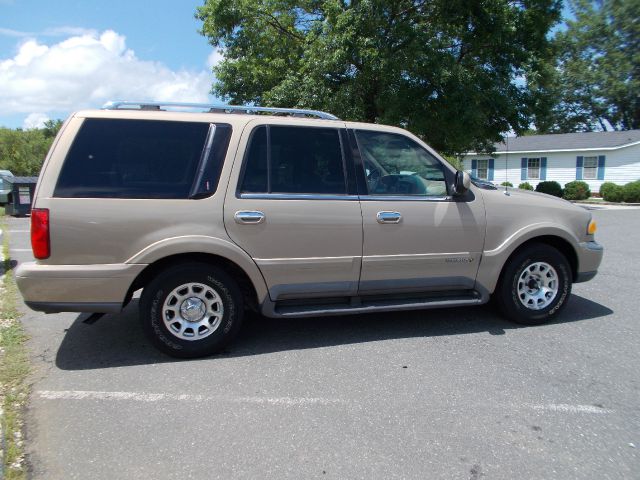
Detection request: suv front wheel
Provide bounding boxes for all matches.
[140,263,244,358]
[495,244,572,325]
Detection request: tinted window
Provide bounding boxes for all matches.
[240,126,346,195]
[55,119,212,198]
[241,126,268,193]
[355,130,447,196]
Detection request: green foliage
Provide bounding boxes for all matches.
[622,181,640,203]
[535,0,640,132]
[518,182,534,190]
[602,184,624,202]
[535,180,563,197]
[43,119,64,139]
[562,180,591,200]
[599,181,617,197]
[1,218,30,480]
[0,122,61,176]
[441,154,462,171]
[197,0,562,155]
[500,181,513,187]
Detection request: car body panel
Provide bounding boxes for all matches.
[358,195,486,294]
[0,170,14,204]
[223,118,363,301]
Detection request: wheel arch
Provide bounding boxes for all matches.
[477,232,579,295]
[125,252,264,312]
[505,236,577,281]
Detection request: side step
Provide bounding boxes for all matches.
[270,290,485,318]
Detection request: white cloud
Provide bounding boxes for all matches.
[207,49,224,69]
[0,27,29,37]
[42,26,97,37]
[0,30,212,117]
[0,26,96,38]
[23,112,50,129]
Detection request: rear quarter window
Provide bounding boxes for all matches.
[54,118,221,199]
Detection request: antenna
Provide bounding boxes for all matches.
[504,134,510,196]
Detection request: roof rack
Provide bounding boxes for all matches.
[101,101,340,120]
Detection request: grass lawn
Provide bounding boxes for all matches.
[0,207,29,480]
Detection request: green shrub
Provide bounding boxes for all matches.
[518,182,533,190]
[535,181,563,197]
[500,181,513,187]
[599,182,617,198]
[563,181,591,200]
[623,180,640,203]
[603,184,624,202]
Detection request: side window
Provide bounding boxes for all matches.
[54,119,218,199]
[527,158,541,180]
[240,126,346,195]
[476,159,488,180]
[241,126,268,193]
[355,130,447,196]
[582,156,598,179]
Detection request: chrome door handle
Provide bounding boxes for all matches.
[376,211,402,224]
[234,211,265,224]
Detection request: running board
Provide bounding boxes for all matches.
[266,291,485,318]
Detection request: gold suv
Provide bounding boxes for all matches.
[16,101,603,357]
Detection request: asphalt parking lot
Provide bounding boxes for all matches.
[5,207,640,479]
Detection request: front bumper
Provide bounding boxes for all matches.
[15,262,146,313]
[574,241,603,283]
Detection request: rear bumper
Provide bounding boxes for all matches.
[574,241,603,283]
[15,262,146,313]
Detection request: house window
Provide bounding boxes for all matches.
[583,156,598,179]
[476,159,488,179]
[527,158,540,180]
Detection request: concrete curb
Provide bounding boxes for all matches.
[571,200,640,207]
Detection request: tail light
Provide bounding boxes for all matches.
[31,208,50,259]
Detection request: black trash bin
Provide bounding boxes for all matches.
[4,176,38,216]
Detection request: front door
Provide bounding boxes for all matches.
[352,128,486,295]
[224,120,363,301]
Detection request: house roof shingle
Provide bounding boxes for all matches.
[490,129,640,153]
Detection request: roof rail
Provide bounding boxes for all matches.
[101,101,340,120]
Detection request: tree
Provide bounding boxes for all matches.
[535,0,640,132]
[0,125,59,176]
[43,119,64,139]
[197,0,561,154]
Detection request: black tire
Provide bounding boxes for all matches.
[139,263,244,358]
[495,244,572,325]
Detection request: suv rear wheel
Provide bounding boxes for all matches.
[495,244,572,325]
[140,263,244,358]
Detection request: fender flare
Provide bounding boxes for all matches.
[476,223,580,294]
[126,235,269,303]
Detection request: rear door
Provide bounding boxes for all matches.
[224,120,363,301]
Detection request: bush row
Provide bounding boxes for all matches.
[496,179,639,202]
[599,181,640,203]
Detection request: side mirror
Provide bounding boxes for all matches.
[453,171,471,196]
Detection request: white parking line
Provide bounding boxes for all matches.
[529,403,613,414]
[9,230,30,233]
[36,390,344,406]
[11,248,31,252]
[36,390,614,414]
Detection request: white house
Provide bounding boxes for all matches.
[461,130,640,191]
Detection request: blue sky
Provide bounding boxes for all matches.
[0,0,218,128]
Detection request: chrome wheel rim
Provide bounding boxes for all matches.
[517,262,559,310]
[162,282,224,341]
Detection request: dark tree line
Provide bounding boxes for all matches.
[0,120,63,176]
